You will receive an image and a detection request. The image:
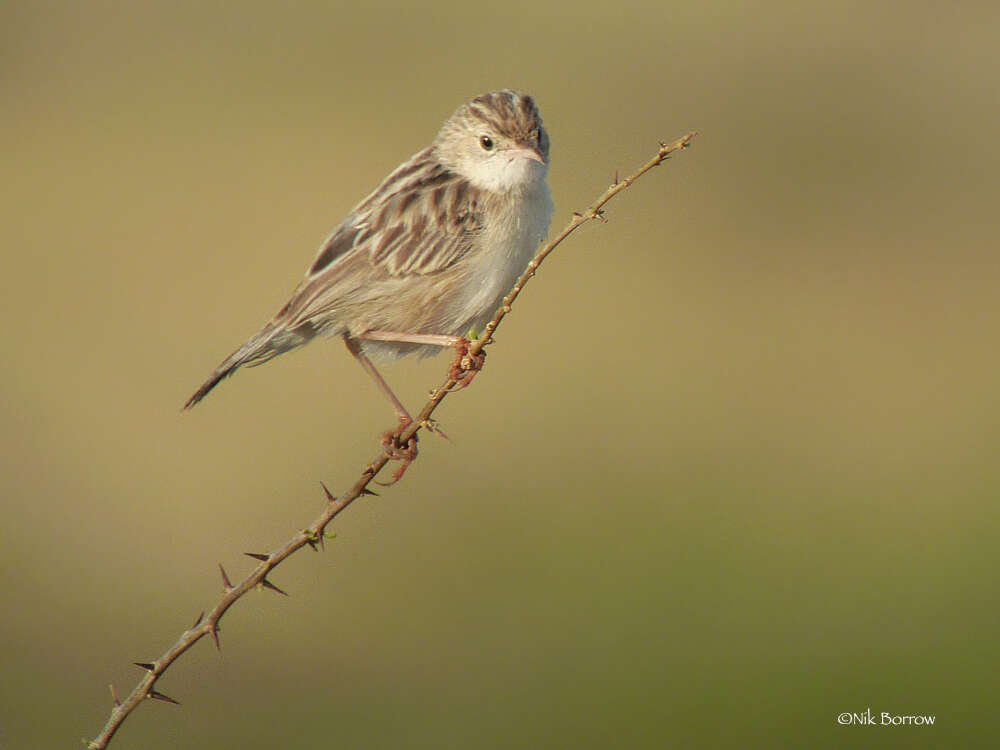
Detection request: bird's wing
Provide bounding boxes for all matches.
[272,154,484,330]
[316,152,483,278]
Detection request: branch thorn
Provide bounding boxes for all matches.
[109,683,121,707]
[147,690,180,705]
[210,623,221,651]
[319,481,337,502]
[219,564,233,591]
[133,662,156,673]
[260,578,289,596]
[192,611,204,628]
[244,552,269,562]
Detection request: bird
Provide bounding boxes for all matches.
[184,90,553,425]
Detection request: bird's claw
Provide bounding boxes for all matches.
[377,423,418,486]
[448,338,486,390]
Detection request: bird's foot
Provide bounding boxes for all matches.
[377,420,419,486]
[448,338,486,390]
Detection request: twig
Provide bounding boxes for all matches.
[85,132,696,749]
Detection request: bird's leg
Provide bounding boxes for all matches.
[358,330,486,389]
[343,335,413,425]
[343,335,419,484]
[359,331,462,348]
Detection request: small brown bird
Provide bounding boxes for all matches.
[185,90,553,423]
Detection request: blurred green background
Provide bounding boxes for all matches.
[3,1,998,747]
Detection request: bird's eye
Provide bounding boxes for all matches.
[479,135,494,151]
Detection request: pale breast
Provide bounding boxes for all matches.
[457,180,553,334]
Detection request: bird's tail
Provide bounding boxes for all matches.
[183,323,307,409]
[183,351,246,409]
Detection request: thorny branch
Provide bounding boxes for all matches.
[85,132,696,749]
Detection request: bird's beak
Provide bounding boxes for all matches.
[511,144,547,165]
